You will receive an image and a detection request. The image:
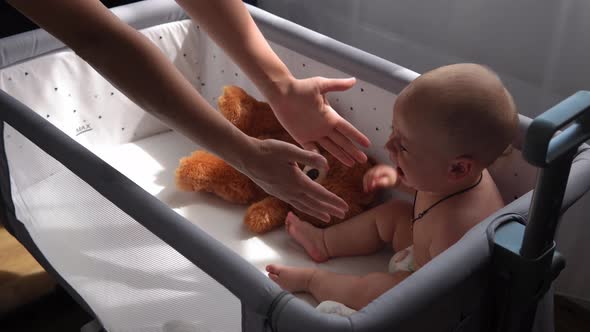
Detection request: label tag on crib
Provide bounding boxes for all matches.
[76,123,93,136]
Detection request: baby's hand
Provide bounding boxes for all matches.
[363,165,399,192]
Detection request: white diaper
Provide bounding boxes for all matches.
[316,246,415,317]
[316,300,357,317]
[388,245,415,273]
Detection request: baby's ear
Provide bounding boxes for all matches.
[447,157,474,181]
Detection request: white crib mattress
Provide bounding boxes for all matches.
[94,130,392,301]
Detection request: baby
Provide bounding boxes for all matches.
[265,63,518,314]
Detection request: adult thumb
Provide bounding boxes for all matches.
[318,77,356,94]
[302,142,320,154]
[288,144,328,171]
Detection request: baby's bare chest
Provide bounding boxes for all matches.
[410,216,439,267]
[410,205,465,267]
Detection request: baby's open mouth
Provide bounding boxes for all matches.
[396,166,405,178]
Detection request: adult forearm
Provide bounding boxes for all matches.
[75,26,253,168]
[176,0,293,102]
[8,0,253,170]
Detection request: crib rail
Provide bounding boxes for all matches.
[522,91,590,258]
[493,90,590,332]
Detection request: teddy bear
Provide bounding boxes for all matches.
[175,86,376,234]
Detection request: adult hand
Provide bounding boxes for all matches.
[241,137,348,222]
[268,76,371,167]
[175,0,370,165]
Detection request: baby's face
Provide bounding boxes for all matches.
[386,102,452,192]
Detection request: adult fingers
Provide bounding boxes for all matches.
[297,173,348,212]
[329,130,367,163]
[336,119,371,148]
[282,141,328,171]
[288,197,330,222]
[299,193,345,221]
[317,77,356,94]
[319,137,355,167]
[302,142,320,154]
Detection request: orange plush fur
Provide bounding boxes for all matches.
[176,86,376,234]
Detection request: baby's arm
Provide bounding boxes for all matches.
[363,164,416,196]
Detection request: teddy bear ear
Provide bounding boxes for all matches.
[218,86,248,115]
[217,85,287,139]
[217,86,256,133]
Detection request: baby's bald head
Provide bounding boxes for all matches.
[395,63,518,166]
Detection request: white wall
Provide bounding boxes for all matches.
[258,0,590,302]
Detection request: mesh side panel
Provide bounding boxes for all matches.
[3,124,240,332]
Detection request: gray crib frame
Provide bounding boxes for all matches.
[2,1,590,331]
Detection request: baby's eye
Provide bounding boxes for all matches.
[400,144,408,152]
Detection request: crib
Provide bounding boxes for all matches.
[1,1,590,331]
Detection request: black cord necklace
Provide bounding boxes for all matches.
[411,173,483,227]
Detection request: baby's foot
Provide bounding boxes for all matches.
[266,264,315,293]
[285,212,329,262]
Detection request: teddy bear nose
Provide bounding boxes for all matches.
[306,168,320,180]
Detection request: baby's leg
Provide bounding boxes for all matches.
[266,264,315,293]
[286,200,413,261]
[323,200,412,257]
[266,264,411,310]
[285,212,330,262]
